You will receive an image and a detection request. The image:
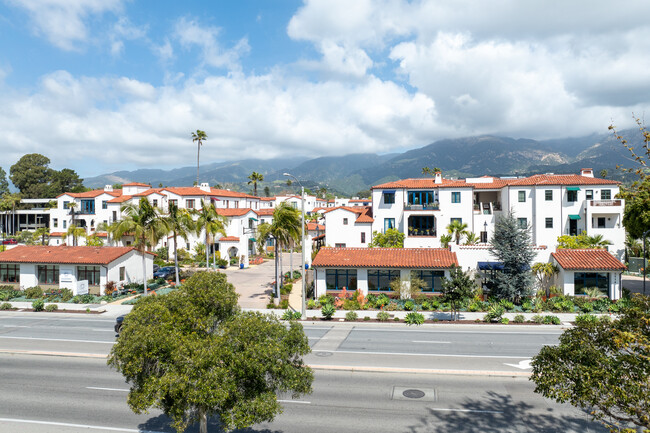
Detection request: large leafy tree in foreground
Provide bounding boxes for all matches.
[531,295,650,432]
[488,212,535,302]
[108,272,313,433]
[370,228,404,248]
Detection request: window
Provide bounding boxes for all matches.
[335,243,347,248]
[408,215,436,236]
[235,201,239,208]
[545,218,553,228]
[586,190,593,200]
[451,192,461,203]
[601,189,611,200]
[517,218,528,229]
[450,218,462,224]
[545,190,553,201]
[77,266,100,285]
[343,218,348,225]
[361,232,366,244]
[574,272,609,296]
[326,269,357,290]
[102,200,108,210]
[53,218,58,228]
[384,218,395,232]
[383,192,395,204]
[37,265,59,284]
[119,266,125,281]
[80,199,95,214]
[411,270,445,292]
[186,199,195,209]
[598,217,606,228]
[186,243,190,250]
[567,190,578,202]
[63,220,67,229]
[518,191,526,202]
[63,201,70,209]
[152,199,158,207]
[408,191,435,205]
[367,269,400,291]
[169,199,178,208]
[112,211,117,221]
[0,264,19,283]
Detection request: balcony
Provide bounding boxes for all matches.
[407,228,437,237]
[589,200,622,207]
[404,203,440,211]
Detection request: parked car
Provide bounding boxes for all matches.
[153,266,176,279]
[2,239,17,245]
[115,314,125,336]
[153,264,160,273]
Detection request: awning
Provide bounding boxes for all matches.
[382,190,396,194]
[249,217,258,221]
[478,261,504,270]
[566,187,581,191]
[569,214,581,220]
[249,238,256,242]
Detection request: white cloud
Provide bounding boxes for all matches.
[7,0,123,51]
[109,16,147,57]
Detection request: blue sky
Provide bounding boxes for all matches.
[1,0,650,179]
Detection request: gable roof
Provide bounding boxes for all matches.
[508,174,620,186]
[123,182,151,187]
[57,189,122,199]
[312,247,458,269]
[0,246,148,265]
[551,249,626,271]
[255,209,275,216]
[162,187,256,199]
[214,208,254,217]
[323,206,373,223]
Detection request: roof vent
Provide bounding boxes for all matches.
[580,168,594,178]
[434,171,442,184]
[199,182,210,192]
[104,185,113,192]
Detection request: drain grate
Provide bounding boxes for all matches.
[402,389,426,399]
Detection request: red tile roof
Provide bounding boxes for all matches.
[260,197,275,201]
[214,208,254,217]
[255,209,275,216]
[123,182,152,187]
[0,246,149,265]
[50,232,65,237]
[509,174,620,186]
[551,249,626,271]
[307,223,325,231]
[312,247,458,269]
[57,189,123,199]
[132,188,165,197]
[356,207,374,223]
[108,195,132,203]
[323,206,373,223]
[162,187,256,198]
[219,236,240,242]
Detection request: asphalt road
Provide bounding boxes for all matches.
[0,354,605,433]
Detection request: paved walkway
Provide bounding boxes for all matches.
[622,274,650,295]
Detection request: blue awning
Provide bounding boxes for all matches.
[478,261,504,270]
[382,190,396,194]
[566,187,581,191]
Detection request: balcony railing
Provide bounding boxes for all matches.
[590,200,622,207]
[404,203,440,211]
[407,229,437,237]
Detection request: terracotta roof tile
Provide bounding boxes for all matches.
[324,206,373,223]
[214,208,254,217]
[255,209,275,216]
[312,247,458,269]
[307,223,325,231]
[162,187,256,199]
[58,189,122,199]
[260,197,275,201]
[509,174,620,186]
[123,182,152,187]
[0,246,148,265]
[551,249,626,271]
[355,207,374,223]
[108,195,132,203]
[49,232,65,237]
[219,236,240,242]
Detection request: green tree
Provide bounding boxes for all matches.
[369,228,404,248]
[108,271,313,433]
[421,166,441,176]
[600,169,608,178]
[48,168,85,196]
[439,234,452,248]
[440,265,476,321]
[532,262,559,298]
[113,197,168,295]
[163,202,195,285]
[247,171,264,197]
[0,167,9,196]
[10,153,53,198]
[557,231,613,249]
[66,224,86,246]
[33,227,50,246]
[264,185,271,197]
[463,232,479,245]
[447,220,469,245]
[194,199,227,270]
[192,130,207,186]
[531,294,650,432]
[85,234,104,246]
[489,212,535,302]
[356,190,371,198]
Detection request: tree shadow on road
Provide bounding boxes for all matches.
[138,414,282,433]
[406,391,607,433]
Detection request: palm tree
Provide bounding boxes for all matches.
[248,171,264,197]
[256,203,301,298]
[447,220,469,245]
[194,199,227,270]
[625,234,643,258]
[463,232,479,245]
[192,130,207,185]
[440,234,452,249]
[66,224,86,246]
[163,202,195,286]
[532,262,559,298]
[112,197,168,296]
[34,227,50,245]
[421,167,441,177]
[585,234,613,248]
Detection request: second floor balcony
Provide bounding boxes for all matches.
[589,200,622,207]
[404,203,439,211]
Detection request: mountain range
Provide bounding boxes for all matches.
[83,129,644,196]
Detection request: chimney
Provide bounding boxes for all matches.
[434,171,442,184]
[580,168,594,178]
[104,185,113,192]
[199,182,210,192]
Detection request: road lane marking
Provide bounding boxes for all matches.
[86,386,129,392]
[0,417,165,432]
[0,349,108,358]
[412,340,451,344]
[309,364,531,376]
[318,328,563,335]
[332,350,531,359]
[0,336,114,344]
[504,359,532,369]
[1,325,30,328]
[278,399,311,404]
[0,317,114,323]
[429,408,504,414]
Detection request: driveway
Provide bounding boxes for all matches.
[622,274,650,296]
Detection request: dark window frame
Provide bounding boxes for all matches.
[451,192,461,203]
[545,190,553,201]
[0,264,20,283]
[77,265,100,286]
[383,192,395,204]
[518,191,526,202]
[574,272,609,296]
[37,265,59,284]
[367,269,400,291]
[326,269,357,290]
[410,270,445,292]
[545,217,553,228]
[601,189,611,200]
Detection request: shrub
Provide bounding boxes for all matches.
[385,301,399,311]
[345,311,358,321]
[279,299,289,309]
[512,314,525,323]
[32,299,45,311]
[499,299,515,311]
[318,294,335,306]
[342,298,360,310]
[405,312,425,326]
[104,281,117,296]
[377,311,390,322]
[0,289,21,301]
[394,317,400,322]
[574,313,599,325]
[420,300,431,310]
[531,314,545,324]
[282,310,295,320]
[321,304,335,320]
[280,283,293,296]
[0,302,12,310]
[266,302,276,309]
[483,304,505,322]
[404,300,416,311]
[59,288,74,302]
[521,299,533,312]
[543,315,561,325]
[375,294,390,308]
[363,316,370,321]
[25,286,43,299]
[45,304,58,312]
[307,299,317,309]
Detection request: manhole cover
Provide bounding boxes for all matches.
[402,389,426,399]
[314,351,333,357]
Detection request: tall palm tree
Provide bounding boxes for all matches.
[163,202,195,285]
[34,227,50,245]
[421,167,441,177]
[256,203,301,298]
[532,262,559,298]
[192,130,207,186]
[248,171,264,197]
[194,199,227,270]
[66,224,86,246]
[585,234,613,248]
[447,220,469,245]
[112,197,168,296]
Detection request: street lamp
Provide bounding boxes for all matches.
[283,172,306,318]
[643,229,650,294]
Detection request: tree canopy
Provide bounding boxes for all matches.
[556,231,613,249]
[0,167,9,196]
[9,153,84,198]
[370,228,404,248]
[108,272,313,433]
[440,265,476,321]
[531,294,650,432]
